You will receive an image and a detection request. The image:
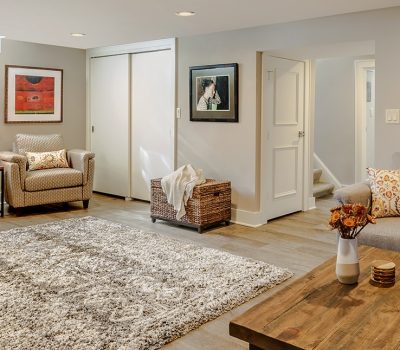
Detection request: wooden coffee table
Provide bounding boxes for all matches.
[230,246,400,350]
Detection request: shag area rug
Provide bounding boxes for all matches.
[0,216,292,350]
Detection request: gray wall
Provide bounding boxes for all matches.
[177,7,400,212]
[177,45,259,212]
[0,39,86,151]
[314,56,372,185]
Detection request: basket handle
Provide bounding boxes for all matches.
[213,191,221,197]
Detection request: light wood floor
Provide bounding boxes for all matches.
[0,194,337,349]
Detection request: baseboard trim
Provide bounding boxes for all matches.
[230,208,265,228]
[231,200,320,227]
[308,196,316,210]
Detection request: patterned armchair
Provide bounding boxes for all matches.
[0,134,95,211]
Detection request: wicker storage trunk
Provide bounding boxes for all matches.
[150,178,231,233]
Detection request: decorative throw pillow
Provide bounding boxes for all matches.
[26,149,69,171]
[367,167,400,218]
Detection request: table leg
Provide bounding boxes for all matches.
[1,170,4,217]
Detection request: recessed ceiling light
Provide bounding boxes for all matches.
[0,35,6,39]
[175,11,195,17]
[71,33,86,37]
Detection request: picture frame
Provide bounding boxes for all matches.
[5,65,63,123]
[190,63,238,122]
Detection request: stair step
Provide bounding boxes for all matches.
[313,168,322,184]
[313,182,334,198]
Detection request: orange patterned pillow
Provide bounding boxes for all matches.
[26,149,69,171]
[367,168,400,218]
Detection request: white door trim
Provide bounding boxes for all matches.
[304,59,315,210]
[260,55,312,223]
[355,59,375,183]
[86,38,177,169]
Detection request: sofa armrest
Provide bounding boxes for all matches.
[0,151,27,189]
[334,182,371,207]
[67,149,95,185]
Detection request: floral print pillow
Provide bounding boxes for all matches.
[367,168,400,218]
[26,149,69,171]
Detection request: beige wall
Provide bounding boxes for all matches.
[177,7,400,213]
[0,39,86,151]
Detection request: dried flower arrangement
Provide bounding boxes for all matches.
[329,203,376,239]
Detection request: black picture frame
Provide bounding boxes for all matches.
[189,63,238,122]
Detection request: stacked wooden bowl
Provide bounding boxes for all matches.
[370,260,396,287]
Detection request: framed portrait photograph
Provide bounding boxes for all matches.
[190,63,238,122]
[5,65,63,123]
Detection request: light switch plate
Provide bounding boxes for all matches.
[386,109,400,124]
[176,107,181,119]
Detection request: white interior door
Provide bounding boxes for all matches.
[130,50,174,201]
[90,54,130,197]
[263,55,305,220]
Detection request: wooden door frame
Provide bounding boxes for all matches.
[260,54,313,224]
[355,59,375,183]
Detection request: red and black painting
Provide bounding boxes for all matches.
[15,75,55,114]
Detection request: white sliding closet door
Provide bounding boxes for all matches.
[130,50,174,201]
[90,54,130,197]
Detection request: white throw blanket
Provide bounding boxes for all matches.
[161,165,206,220]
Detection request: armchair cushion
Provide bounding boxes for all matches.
[15,134,64,155]
[25,168,83,192]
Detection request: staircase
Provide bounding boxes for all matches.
[313,168,335,198]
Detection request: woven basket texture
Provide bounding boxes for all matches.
[151,178,231,226]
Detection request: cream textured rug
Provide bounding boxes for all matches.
[0,216,292,350]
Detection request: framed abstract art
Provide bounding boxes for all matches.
[5,65,63,123]
[190,63,238,122]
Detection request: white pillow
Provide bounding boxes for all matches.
[26,149,69,171]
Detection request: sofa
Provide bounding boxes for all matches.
[0,134,95,211]
[334,182,400,252]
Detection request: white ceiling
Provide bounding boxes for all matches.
[1,0,400,49]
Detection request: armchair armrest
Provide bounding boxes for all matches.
[67,149,95,185]
[0,151,27,165]
[334,182,371,207]
[0,151,27,188]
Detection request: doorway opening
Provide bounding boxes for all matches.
[313,55,375,204]
[262,41,375,218]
